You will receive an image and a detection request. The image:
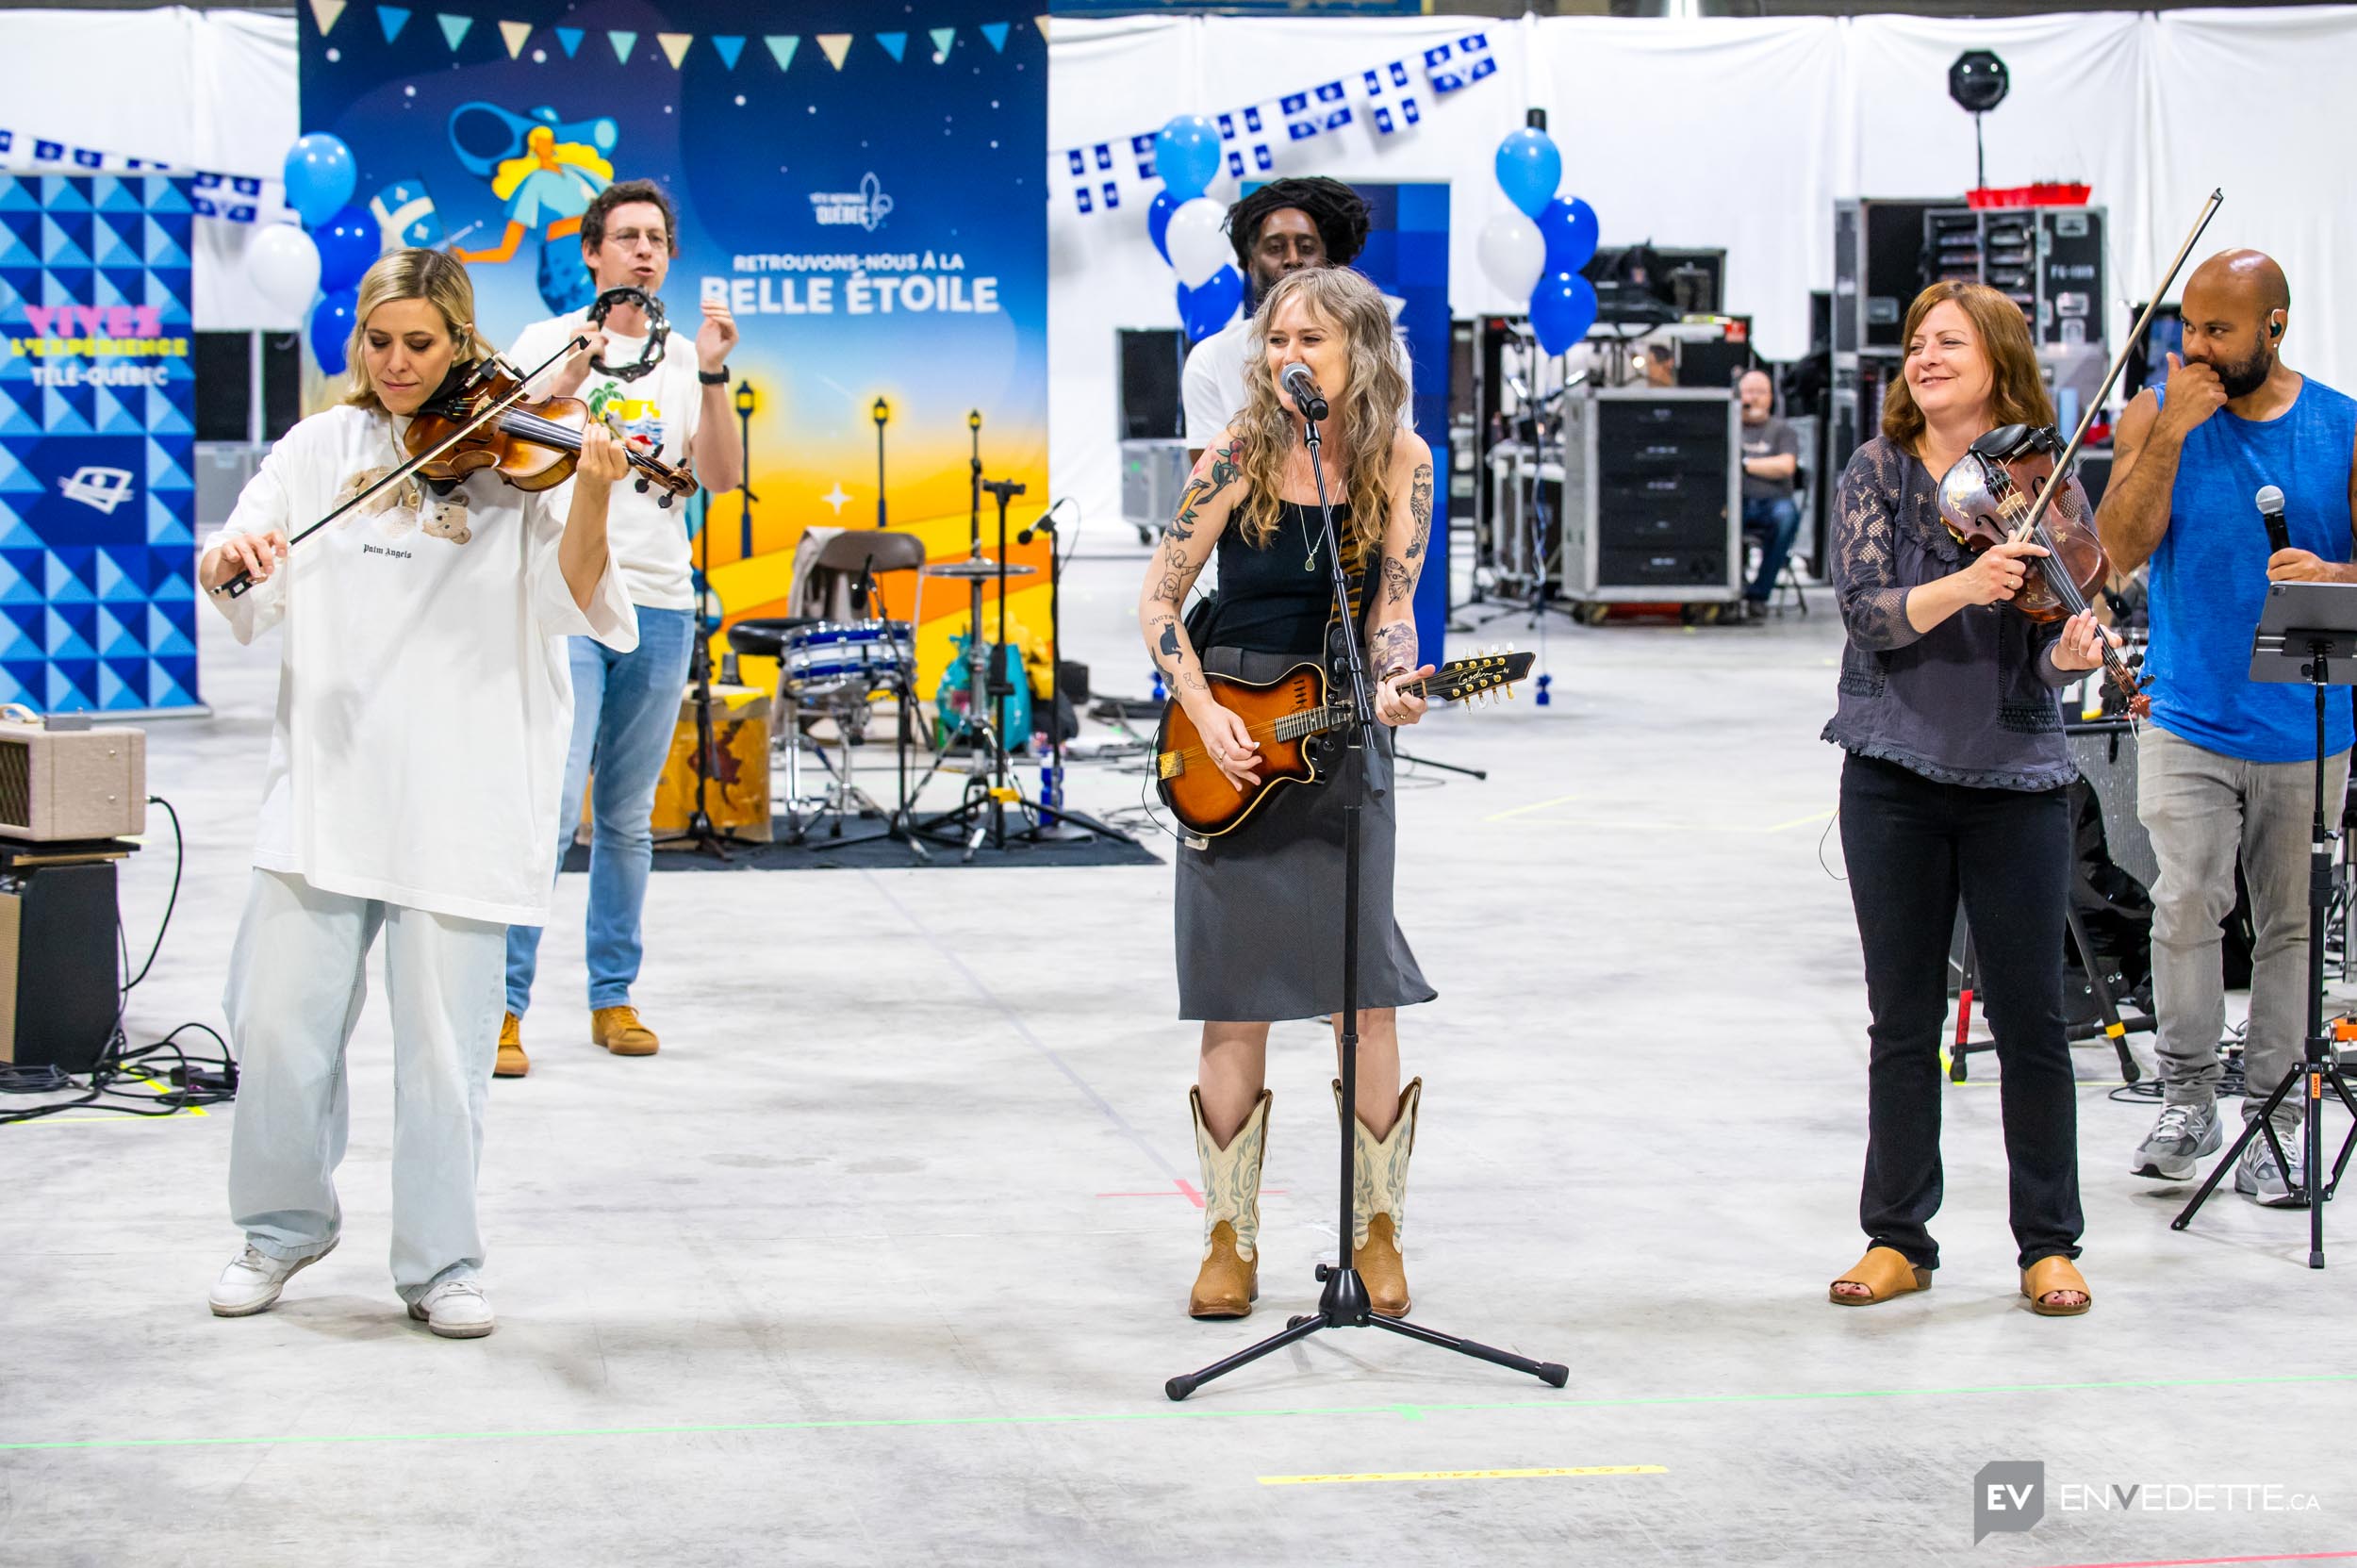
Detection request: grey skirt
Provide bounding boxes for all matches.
[1175,646,1437,1022]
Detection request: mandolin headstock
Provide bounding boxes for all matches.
[1425,646,1538,707]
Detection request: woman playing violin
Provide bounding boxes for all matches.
[195,248,637,1339]
[1822,280,2114,1317]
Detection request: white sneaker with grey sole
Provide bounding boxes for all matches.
[2234,1130,2308,1208]
[407,1277,495,1339]
[209,1240,337,1317]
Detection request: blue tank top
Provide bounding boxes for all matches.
[2148,377,2357,762]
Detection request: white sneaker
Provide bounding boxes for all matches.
[407,1277,496,1339]
[208,1240,336,1317]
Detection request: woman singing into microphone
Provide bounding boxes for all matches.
[1139,265,1437,1322]
[1824,280,2115,1316]
[196,248,637,1339]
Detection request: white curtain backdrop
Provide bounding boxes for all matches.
[1048,7,2357,531]
[0,6,299,331]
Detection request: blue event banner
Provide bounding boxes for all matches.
[0,174,201,715]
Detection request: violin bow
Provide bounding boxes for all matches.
[219,335,588,599]
[2008,189,2225,549]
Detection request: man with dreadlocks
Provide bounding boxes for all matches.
[1182,176,1413,466]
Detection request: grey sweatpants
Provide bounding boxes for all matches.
[2137,726,2349,1129]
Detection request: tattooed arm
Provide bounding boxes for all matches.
[1140,434,1261,788]
[1367,433,1438,727]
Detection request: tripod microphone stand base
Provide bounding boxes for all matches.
[1164,1263,1569,1402]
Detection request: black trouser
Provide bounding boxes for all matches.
[1838,752,2084,1271]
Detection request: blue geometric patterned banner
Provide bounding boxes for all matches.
[0,174,200,714]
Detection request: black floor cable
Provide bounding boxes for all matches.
[0,796,237,1127]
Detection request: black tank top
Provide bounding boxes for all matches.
[1208,502,1357,657]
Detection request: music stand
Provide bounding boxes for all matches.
[2172,581,2357,1266]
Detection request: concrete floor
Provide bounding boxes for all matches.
[4,536,2353,1567]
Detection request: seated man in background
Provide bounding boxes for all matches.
[1738,368,1802,619]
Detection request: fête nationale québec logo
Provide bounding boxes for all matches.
[808,173,894,232]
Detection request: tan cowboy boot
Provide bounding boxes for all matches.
[1188,1087,1271,1320]
[1334,1078,1421,1318]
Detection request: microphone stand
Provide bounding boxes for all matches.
[1165,384,1568,1402]
[655,455,742,864]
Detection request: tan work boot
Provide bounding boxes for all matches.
[591,1006,660,1057]
[494,1012,529,1079]
[1334,1078,1422,1318]
[1188,1086,1271,1319]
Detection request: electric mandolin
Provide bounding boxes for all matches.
[1155,651,1536,838]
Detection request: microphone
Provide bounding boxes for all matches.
[1279,361,1328,421]
[1016,500,1063,546]
[2256,484,2291,556]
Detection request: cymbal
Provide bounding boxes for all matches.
[923,558,1039,580]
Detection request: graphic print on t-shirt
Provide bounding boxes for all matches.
[331,464,475,546]
[585,381,668,456]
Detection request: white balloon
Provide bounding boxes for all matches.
[247,223,322,315]
[1163,196,1232,289]
[1476,210,1546,302]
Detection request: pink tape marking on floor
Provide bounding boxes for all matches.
[1096,1179,1287,1206]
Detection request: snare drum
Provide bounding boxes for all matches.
[779,619,915,700]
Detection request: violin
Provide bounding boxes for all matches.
[1937,423,2145,709]
[218,340,696,599]
[407,357,698,505]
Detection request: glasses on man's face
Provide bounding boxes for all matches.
[605,228,668,253]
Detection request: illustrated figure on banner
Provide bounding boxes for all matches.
[446,102,618,313]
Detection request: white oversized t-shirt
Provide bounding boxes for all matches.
[206,404,637,926]
[508,307,703,610]
[1180,298,1417,447]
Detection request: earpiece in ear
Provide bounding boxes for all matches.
[2270,315,2285,338]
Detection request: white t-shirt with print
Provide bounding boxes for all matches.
[206,404,637,926]
[1180,296,1417,446]
[509,307,703,610]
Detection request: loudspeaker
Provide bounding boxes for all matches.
[1116,328,1187,440]
[0,857,117,1073]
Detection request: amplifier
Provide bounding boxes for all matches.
[0,717,145,841]
[0,851,121,1073]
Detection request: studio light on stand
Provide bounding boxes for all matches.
[872,396,891,529]
[1948,49,2010,193]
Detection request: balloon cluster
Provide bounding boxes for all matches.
[244,132,383,376]
[1477,122,1598,355]
[1148,116,1244,342]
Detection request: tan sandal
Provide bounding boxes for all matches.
[1829,1246,1932,1306]
[2020,1255,2091,1317]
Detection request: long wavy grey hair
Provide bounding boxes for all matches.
[1232,266,1409,566]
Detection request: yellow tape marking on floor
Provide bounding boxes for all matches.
[1259,1464,1665,1487]
[1483,791,1583,824]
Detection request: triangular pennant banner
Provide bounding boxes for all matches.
[607,29,636,63]
[874,32,906,63]
[377,6,409,42]
[712,35,745,70]
[816,33,853,71]
[765,35,799,73]
[555,25,583,56]
[929,27,954,62]
[310,0,347,37]
[436,12,471,51]
[500,20,530,58]
[657,32,693,69]
[980,22,1010,53]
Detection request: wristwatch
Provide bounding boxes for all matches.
[698,365,730,386]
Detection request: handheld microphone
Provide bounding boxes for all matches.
[2256,484,2291,556]
[1279,361,1328,421]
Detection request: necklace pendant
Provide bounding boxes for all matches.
[1304,553,1317,571]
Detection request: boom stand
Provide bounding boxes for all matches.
[2172,582,2357,1265]
[1165,401,1568,1400]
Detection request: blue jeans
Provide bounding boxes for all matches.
[1742,495,1802,602]
[505,605,696,1015]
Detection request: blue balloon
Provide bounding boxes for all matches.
[309,288,359,376]
[284,132,357,229]
[1147,190,1178,265]
[1155,115,1223,203]
[313,205,379,293]
[1529,273,1599,356]
[1538,196,1600,278]
[1494,127,1562,220]
[1178,265,1244,342]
